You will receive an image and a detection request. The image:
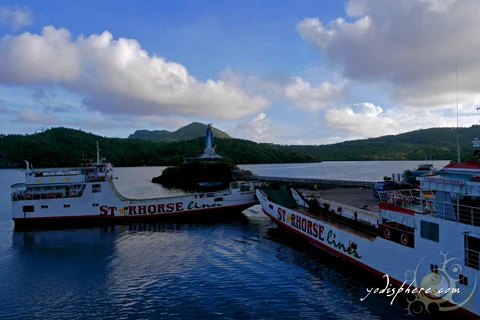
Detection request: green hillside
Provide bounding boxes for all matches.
[129,122,231,141]
[0,127,319,168]
[3,125,479,169]
[289,126,480,161]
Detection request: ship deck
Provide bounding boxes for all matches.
[300,188,380,241]
[298,207,377,241]
[310,188,379,208]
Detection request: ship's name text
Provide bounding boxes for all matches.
[277,208,361,259]
[100,201,221,216]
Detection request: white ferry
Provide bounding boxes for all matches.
[11,143,260,230]
[256,139,480,318]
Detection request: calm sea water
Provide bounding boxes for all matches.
[0,161,451,319]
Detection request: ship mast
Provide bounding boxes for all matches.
[456,60,460,163]
[96,140,100,165]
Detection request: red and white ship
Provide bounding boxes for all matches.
[11,142,260,230]
[256,139,480,317]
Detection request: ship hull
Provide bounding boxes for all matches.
[12,178,259,230]
[256,189,480,319]
[13,202,256,231]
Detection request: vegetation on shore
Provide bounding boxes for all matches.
[151,161,240,190]
[288,126,480,161]
[2,125,480,169]
[0,127,320,168]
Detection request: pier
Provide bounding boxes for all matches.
[243,175,375,189]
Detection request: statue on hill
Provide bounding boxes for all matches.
[197,124,222,161]
[204,124,215,153]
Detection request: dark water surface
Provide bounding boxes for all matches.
[0,162,448,319]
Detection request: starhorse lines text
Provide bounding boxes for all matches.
[277,207,361,259]
[99,201,222,216]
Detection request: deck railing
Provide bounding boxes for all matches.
[465,248,480,270]
[11,185,86,201]
[376,189,480,227]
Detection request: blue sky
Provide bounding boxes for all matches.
[1,0,479,144]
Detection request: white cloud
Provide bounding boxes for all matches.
[232,112,290,143]
[297,0,480,109]
[15,108,59,124]
[0,6,32,29]
[0,26,270,120]
[324,102,479,137]
[285,76,345,110]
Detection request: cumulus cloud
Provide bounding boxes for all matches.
[324,103,397,136]
[324,102,479,137]
[15,108,59,125]
[218,68,344,110]
[0,26,270,120]
[0,6,32,29]
[285,76,345,110]
[297,0,480,109]
[232,112,290,143]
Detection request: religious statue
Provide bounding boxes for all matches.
[204,124,215,154]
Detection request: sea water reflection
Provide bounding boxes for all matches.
[0,162,451,319]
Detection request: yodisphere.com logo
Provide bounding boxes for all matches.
[404,250,477,316]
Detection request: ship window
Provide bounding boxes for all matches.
[41,205,48,209]
[430,264,438,274]
[92,184,101,193]
[214,197,223,202]
[269,204,273,209]
[420,221,439,242]
[64,204,70,208]
[459,274,468,286]
[465,235,480,270]
[23,205,34,212]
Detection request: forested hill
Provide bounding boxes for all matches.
[0,127,319,168]
[128,122,231,141]
[289,126,480,161]
[2,125,479,168]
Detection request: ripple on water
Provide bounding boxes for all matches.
[1,220,415,319]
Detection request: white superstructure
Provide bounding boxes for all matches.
[256,156,480,318]
[11,144,259,229]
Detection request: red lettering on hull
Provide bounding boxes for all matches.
[101,202,191,216]
[148,205,156,214]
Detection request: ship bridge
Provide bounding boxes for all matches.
[416,173,480,226]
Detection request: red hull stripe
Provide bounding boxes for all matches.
[262,208,477,318]
[378,202,416,215]
[13,202,258,221]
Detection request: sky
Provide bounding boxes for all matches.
[1,0,480,145]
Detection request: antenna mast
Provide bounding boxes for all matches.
[456,60,460,162]
[96,140,100,165]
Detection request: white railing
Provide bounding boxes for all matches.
[377,189,480,227]
[11,185,86,201]
[465,248,480,270]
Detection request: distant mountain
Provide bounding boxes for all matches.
[289,125,480,161]
[129,122,231,141]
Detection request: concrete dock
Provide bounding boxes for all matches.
[311,188,379,208]
[245,175,375,189]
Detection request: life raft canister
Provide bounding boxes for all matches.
[401,233,409,246]
[384,228,391,239]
